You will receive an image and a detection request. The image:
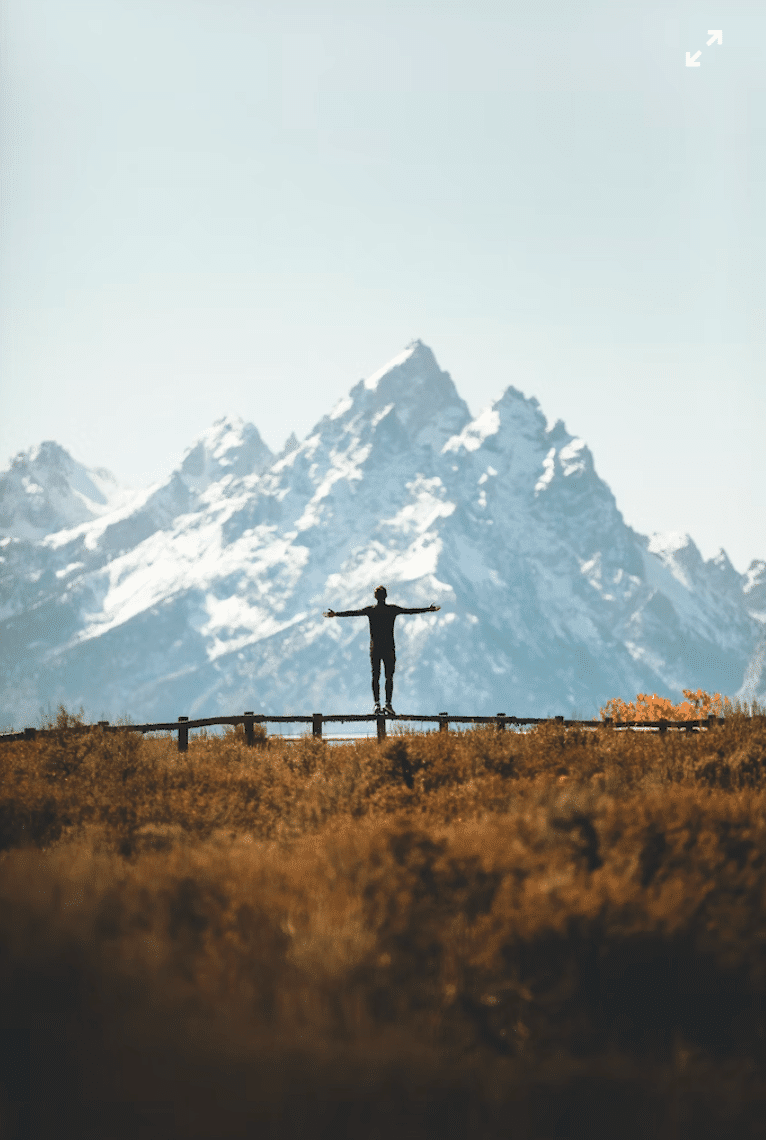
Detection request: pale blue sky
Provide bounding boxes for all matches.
[1,0,764,570]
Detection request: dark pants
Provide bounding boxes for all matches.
[371,647,396,704]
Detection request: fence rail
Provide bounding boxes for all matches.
[0,711,730,752]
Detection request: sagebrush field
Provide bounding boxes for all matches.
[1,703,766,1139]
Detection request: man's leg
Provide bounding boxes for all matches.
[370,650,382,705]
[383,652,396,706]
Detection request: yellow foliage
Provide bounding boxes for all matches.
[601,688,734,722]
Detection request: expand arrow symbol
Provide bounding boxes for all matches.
[686,50,702,67]
[707,30,723,46]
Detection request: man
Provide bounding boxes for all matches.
[324,586,441,715]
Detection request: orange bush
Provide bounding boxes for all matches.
[600,688,734,723]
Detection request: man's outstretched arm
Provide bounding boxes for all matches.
[397,604,441,614]
[323,608,368,617]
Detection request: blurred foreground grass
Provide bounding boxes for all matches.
[2,706,766,1138]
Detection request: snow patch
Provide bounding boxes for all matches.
[372,403,395,427]
[383,476,455,536]
[330,395,353,420]
[364,344,418,390]
[559,439,588,477]
[55,562,85,579]
[534,448,556,494]
[442,408,500,454]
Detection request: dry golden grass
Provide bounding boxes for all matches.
[1,704,766,1138]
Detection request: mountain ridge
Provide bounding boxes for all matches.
[1,341,763,725]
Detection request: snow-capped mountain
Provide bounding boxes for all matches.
[1,342,763,726]
[178,416,273,495]
[0,441,133,541]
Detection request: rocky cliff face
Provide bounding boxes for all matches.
[1,342,762,726]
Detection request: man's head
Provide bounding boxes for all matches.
[374,585,387,602]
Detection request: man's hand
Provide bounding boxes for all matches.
[323,609,337,618]
[429,604,441,612]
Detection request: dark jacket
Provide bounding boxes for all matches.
[333,603,434,653]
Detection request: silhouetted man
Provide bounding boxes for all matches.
[324,586,441,715]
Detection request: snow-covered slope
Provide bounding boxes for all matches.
[743,560,766,623]
[0,341,762,726]
[738,560,766,705]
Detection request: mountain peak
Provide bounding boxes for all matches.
[442,384,552,464]
[178,416,273,492]
[20,440,71,468]
[0,442,127,540]
[646,532,706,589]
[648,531,698,557]
[281,432,300,457]
[363,340,427,391]
[322,341,471,454]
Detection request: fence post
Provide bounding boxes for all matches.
[439,712,448,733]
[658,719,668,735]
[707,714,716,730]
[97,721,109,732]
[244,711,255,747]
[23,727,36,742]
[554,716,564,725]
[376,714,387,743]
[312,713,323,740]
[177,716,189,753]
[603,717,613,728]
[496,712,506,731]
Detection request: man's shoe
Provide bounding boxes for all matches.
[374,703,382,715]
[384,703,396,717]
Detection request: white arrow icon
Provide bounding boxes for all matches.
[686,50,702,67]
[707,30,723,46]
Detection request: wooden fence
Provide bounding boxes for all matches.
[0,711,728,752]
